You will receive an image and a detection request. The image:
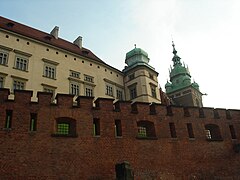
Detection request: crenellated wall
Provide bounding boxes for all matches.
[0,88,240,179]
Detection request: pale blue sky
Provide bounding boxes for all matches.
[1,0,240,109]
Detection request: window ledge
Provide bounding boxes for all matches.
[42,75,57,80]
[0,64,8,67]
[2,128,12,131]
[93,135,100,138]
[13,67,29,72]
[136,136,158,140]
[51,133,78,138]
[115,136,122,138]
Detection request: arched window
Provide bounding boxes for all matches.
[137,120,156,139]
[205,124,222,141]
[52,117,77,137]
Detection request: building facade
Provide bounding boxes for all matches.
[0,16,160,104]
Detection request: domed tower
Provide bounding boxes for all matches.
[165,42,203,107]
[123,45,161,103]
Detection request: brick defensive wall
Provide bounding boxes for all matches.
[0,88,240,179]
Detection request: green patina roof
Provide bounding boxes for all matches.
[126,47,148,60]
[165,42,201,94]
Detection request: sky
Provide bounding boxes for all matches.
[1,0,240,109]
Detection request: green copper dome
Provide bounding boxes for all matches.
[126,47,148,60]
[170,65,191,80]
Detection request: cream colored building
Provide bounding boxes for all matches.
[0,16,161,104]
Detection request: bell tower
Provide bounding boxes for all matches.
[165,42,203,107]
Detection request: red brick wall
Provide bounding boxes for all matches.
[0,89,240,179]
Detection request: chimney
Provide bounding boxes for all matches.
[73,36,82,49]
[50,26,59,39]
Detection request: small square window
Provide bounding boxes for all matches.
[57,123,70,135]
[70,70,80,78]
[13,79,25,90]
[84,75,94,83]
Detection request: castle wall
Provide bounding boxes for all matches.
[0,89,240,179]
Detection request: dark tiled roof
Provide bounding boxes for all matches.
[0,16,104,63]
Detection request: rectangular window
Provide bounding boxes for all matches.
[70,70,80,79]
[187,123,194,138]
[5,110,12,129]
[43,87,55,94]
[30,113,37,131]
[106,85,113,96]
[85,87,93,97]
[44,64,56,79]
[70,82,79,96]
[0,51,8,65]
[57,123,70,135]
[13,79,25,90]
[151,85,156,98]
[169,122,177,138]
[115,120,122,137]
[138,126,147,137]
[229,125,237,139]
[93,118,100,136]
[129,86,137,99]
[0,76,4,88]
[84,75,94,83]
[116,89,123,100]
[15,56,28,71]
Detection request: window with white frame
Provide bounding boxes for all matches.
[70,70,80,79]
[85,87,93,97]
[44,64,56,79]
[70,82,80,96]
[84,75,94,83]
[116,89,123,100]
[42,59,58,79]
[106,84,113,96]
[0,51,8,65]
[15,56,28,71]
[13,79,25,90]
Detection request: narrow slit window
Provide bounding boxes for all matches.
[30,113,37,131]
[187,123,194,138]
[115,120,122,137]
[93,118,100,136]
[229,125,237,139]
[5,110,12,129]
[169,122,177,138]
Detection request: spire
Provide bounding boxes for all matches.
[171,41,182,66]
[172,41,177,55]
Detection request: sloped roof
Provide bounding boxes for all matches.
[0,16,103,63]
